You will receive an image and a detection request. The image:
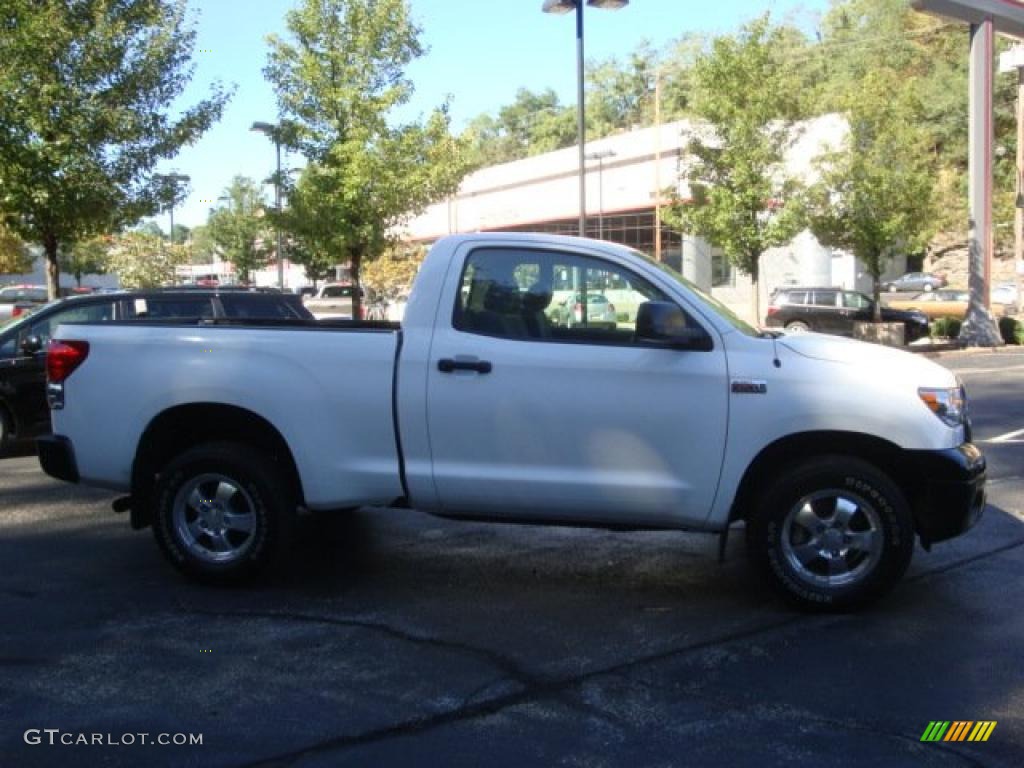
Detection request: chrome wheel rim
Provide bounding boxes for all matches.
[780,489,884,589]
[172,473,258,564]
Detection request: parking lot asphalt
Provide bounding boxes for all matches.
[1,349,1023,768]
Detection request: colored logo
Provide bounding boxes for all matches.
[921,721,996,742]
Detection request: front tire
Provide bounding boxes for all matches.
[152,441,295,583]
[746,456,914,611]
[785,320,810,332]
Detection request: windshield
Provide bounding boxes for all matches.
[629,248,759,337]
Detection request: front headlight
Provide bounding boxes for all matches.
[918,385,966,428]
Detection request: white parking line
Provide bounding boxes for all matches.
[980,427,1024,444]
[955,364,1024,375]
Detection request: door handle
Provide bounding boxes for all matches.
[438,358,492,374]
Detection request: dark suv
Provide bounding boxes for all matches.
[0,288,312,452]
[765,287,929,341]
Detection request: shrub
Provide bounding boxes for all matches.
[930,316,962,339]
[999,315,1023,345]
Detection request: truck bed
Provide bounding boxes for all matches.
[51,319,406,510]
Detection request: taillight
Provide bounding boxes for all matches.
[12,306,24,318]
[47,340,90,383]
[766,306,780,316]
[359,305,366,320]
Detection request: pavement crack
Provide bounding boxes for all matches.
[909,537,1024,582]
[178,605,542,690]
[239,615,803,767]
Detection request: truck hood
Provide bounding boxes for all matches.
[778,333,956,387]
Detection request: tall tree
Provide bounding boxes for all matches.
[104,231,186,288]
[0,0,231,299]
[665,16,808,323]
[60,237,109,287]
[206,177,270,284]
[805,70,938,320]
[265,0,468,318]
[586,42,659,137]
[275,163,343,286]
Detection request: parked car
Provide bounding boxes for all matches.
[883,272,946,293]
[765,287,930,341]
[548,292,618,329]
[38,233,984,611]
[304,282,383,319]
[0,285,48,320]
[0,289,311,452]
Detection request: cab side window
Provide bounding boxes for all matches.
[453,247,704,347]
[19,301,116,349]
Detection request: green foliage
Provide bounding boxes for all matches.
[186,224,217,265]
[664,15,808,319]
[930,316,962,339]
[0,222,34,274]
[60,237,109,286]
[265,0,468,316]
[104,232,186,288]
[0,0,231,298]
[461,89,576,169]
[360,246,425,298]
[170,224,191,246]
[206,177,270,283]
[999,315,1024,345]
[804,67,938,319]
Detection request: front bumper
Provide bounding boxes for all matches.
[37,434,79,484]
[908,443,986,546]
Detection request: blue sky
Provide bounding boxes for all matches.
[161,0,831,228]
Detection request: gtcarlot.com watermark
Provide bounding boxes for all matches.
[24,729,202,747]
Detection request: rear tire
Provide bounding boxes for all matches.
[923,284,934,292]
[152,441,295,583]
[746,456,914,611]
[785,320,810,332]
[0,405,11,453]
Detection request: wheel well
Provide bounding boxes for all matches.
[729,431,923,526]
[130,403,304,529]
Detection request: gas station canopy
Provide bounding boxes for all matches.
[912,0,1024,38]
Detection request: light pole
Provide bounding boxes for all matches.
[155,172,190,243]
[585,149,614,239]
[251,121,285,290]
[542,0,628,237]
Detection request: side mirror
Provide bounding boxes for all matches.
[636,302,712,351]
[20,335,43,355]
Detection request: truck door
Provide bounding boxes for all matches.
[423,245,729,528]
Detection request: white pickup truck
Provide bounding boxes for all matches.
[38,233,985,610]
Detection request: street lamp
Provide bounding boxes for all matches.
[542,0,628,237]
[154,172,190,243]
[585,149,615,239]
[251,121,285,290]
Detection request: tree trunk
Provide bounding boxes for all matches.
[350,256,362,320]
[749,254,761,327]
[43,236,60,300]
[872,278,882,323]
